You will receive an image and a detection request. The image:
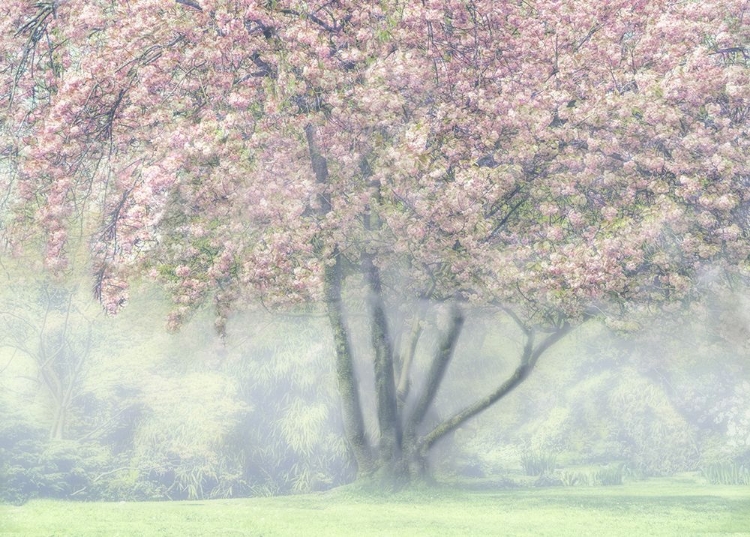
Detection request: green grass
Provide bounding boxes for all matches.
[1,479,749,536]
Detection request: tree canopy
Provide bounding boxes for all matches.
[1,0,748,484]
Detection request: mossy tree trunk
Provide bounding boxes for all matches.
[306,124,374,476]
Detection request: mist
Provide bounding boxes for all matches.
[1,276,748,503]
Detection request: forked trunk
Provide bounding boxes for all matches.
[306,121,575,486]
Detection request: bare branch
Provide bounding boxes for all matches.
[396,303,428,406]
[405,303,464,434]
[419,321,572,453]
[175,0,202,11]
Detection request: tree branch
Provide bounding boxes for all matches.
[175,0,202,11]
[419,321,571,453]
[405,303,464,435]
[396,303,428,408]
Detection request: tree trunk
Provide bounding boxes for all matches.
[40,363,67,440]
[325,247,374,475]
[305,123,373,476]
[405,303,464,437]
[401,303,464,476]
[49,400,66,441]
[305,121,576,488]
[363,254,402,475]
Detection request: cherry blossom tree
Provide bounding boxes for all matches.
[1,0,748,485]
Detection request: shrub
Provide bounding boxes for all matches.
[0,434,115,503]
[596,464,624,486]
[557,464,623,487]
[559,470,588,486]
[701,462,750,485]
[126,371,252,500]
[520,450,556,476]
[0,415,48,504]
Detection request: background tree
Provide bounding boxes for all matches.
[0,279,358,502]
[0,283,95,441]
[1,0,747,486]
[0,278,130,503]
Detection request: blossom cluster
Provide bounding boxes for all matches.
[0,0,746,328]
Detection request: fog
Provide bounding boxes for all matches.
[1,278,749,503]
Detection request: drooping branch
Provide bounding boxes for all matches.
[419,320,572,454]
[10,1,57,107]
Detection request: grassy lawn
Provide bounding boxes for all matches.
[1,479,749,537]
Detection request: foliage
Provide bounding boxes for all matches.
[596,465,625,486]
[0,416,115,504]
[227,313,355,495]
[0,283,127,503]
[701,462,750,485]
[0,412,46,504]
[439,322,720,478]
[712,381,750,456]
[533,330,703,475]
[2,0,747,314]
[0,283,353,500]
[605,372,699,475]
[1,0,748,484]
[520,450,557,477]
[0,282,102,441]
[0,389,135,504]
[559,470,585,487]
[559,465,624,487]
[126,371,251,500]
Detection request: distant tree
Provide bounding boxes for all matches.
[1,0,747,486]
[0,284,94,440]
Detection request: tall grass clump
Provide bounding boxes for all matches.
[520,451,556,476]
[558,465,623,487]
[701,462,750,485]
